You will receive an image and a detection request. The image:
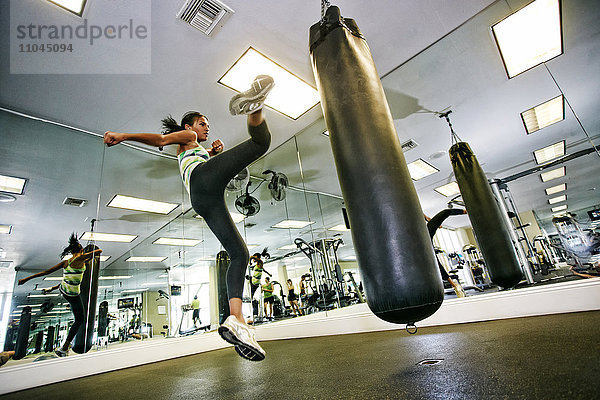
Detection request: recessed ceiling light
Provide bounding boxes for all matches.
[534,140,565,164]
[545,183,566,195]
[0,224,12,234]
[551,204,567,212]
[540,166,565,182]
[247,244,260,250]
[153,237,202,246]
[272,220,316,229]
[80,232,137,243]
[107,195,180,215]
[99,275,133,280]
[43,277,64,281]
[407,159,440,181]
[126,256,168,262]
[28,294,60,298]
[139,282,167,286]
[492,0,562,78]
[548,194,566,204]
[0,175,27,194]
[218,47,320,120]
[521,95,564,134]
[47,0,87,16]
[277,244,298,250]
[328,224,350,232]
[434,182,461,197]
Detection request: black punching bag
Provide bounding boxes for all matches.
[310,6,443,324]
[13,306,32,360]
[72,244,101,353]
[449,142,522,288]
[216,251,231,325]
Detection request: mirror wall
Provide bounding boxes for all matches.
[2,0,599,369]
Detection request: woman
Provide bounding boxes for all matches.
[286,279,303,317]
[249,252,271,319]
[104,75,274,361]
[18,234,102,357]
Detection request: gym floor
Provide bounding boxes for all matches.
[2,311,598,399]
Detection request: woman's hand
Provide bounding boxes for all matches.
[104,131,124,147]
[208,140,224,156]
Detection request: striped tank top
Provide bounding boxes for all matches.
[178,146,210,193]
[60,258,86,297]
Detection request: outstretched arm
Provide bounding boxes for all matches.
[42,284,60,294]
[18,260,67,285]
[104,130,196,148]
[72,248,102,263]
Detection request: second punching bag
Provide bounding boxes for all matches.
[450,142,522,288]
[309,6,443,324]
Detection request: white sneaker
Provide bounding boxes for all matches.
[229,75,275,116]
[55,348,68,357]
[218,315,266,361]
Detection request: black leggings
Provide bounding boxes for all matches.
[63,293,85,343]
[189,121,271,300]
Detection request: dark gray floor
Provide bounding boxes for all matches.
[3,311,599,399]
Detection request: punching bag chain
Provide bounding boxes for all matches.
[438,110,462,145]
[320,0,331,22]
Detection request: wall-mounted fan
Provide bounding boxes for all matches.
[263,169,288,201]
[226,168,250,192]
[235,182,260,217]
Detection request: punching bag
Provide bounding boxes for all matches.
[310,6,443,324]
[449,142,522,288]
[72,244,101,353]
[13,306,31,360]
[97,301,109,337]
[44,325,56,353]
[216,251,231,325]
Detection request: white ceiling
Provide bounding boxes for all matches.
[1,0,600,305]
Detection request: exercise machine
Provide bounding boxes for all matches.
[177,304,210,336]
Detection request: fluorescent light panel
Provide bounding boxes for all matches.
[28,294,60,298]
[218,47,320,119]
[492,0,562,78]
[434,182,461,197]
[153,237,202,246]
[407,159,439,181]
[126,256,168,262]
[545,184,566,196]
[272,220,316,229]
[99,275,132,280]
[0,224,12,234]
[47,0,86,16]
[247,244,260,250]
[277,244,298,250]
[548,195,566,204]
[534,141,565,164]
[328,224,350,232]
[107,195,179,215]
[551,204,567,212]
[540,166,565,182]
[521,95,564,133]
[0,175,27,194]
[81,232,137,243]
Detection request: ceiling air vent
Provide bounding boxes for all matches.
[0,260,13,269]
[401,139,419,153]
[177,0,234,37]
[63,197,87,207]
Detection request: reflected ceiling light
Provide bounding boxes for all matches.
[545,183,566,195]
[17,304,43,308]
[551,204,567,212]
[0,175,27,194]
[98,285,113,289]
[121,289,149,294]
[218,47,320,120]
[47,0,87,16]
[540,166,565,182]
[28,294,60,298]
[272,220,316,229]
[126,256,168,262]
[98,275,132,280]
[328,224,350,232]
[533,140,565,164]
[434,182,461,197]
[158,274,169,278]
[153,237,202,246]
[140,282,167,286]
[548,195,566,204]
[0,224,12,234]
[107,195,179,215]
[492,0,562,78]
[230,212,246,224]
[43,277,63,281]
[247,244,260,250]
[521,95,564,134]
[80,232,137,243]
[407,159,439,181]
[277,244,298,250]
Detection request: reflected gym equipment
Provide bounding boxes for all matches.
[72,244,101,354]
[310,5,443,324]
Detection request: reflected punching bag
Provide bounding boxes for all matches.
[309,6,443,324]
[13,306,32,360]
[449,142,522,288]
[216,251,231,325]
[72,244,101,353]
